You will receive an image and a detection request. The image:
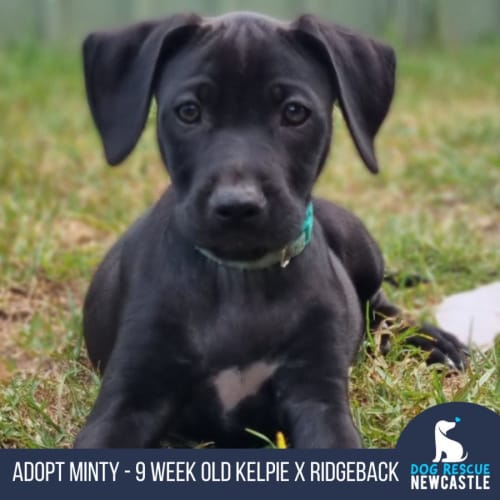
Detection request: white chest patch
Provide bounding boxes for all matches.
[212,361,278,412]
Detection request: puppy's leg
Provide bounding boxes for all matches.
[276,366,361,448]
[369,290,468,370]
[75,309,193,448]
[278,387,361,448]
[314,198,468,370]
[274,316,362,448]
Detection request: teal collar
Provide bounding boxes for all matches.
[196,202,314,270]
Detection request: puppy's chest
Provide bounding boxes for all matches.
[188,300,297,412]
[209,361,279,413]
[190,297,297,366]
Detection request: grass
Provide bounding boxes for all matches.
[0,40,499,448]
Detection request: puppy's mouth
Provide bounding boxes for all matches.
[192,202,313,267]
[192,221,303,264]
[200,240,278,262]
[198,223,293,258]
[174,197,308,265]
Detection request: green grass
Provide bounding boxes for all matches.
[0,41,499,448]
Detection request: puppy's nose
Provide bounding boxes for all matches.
[210,185,266,223]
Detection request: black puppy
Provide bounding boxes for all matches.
[76,12,467,448]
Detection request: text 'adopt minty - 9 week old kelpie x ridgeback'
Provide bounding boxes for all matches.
[75,12,468,448]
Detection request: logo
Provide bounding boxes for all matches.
[409,413,490,490]
[432,417,468,463]
[396,403,497,492]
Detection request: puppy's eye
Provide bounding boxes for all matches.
[282,102,310,126]
[176,102,201,124]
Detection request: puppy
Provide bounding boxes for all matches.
[75,12,467,448]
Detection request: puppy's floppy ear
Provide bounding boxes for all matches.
[83,14,201,165]
[291,15,396,173]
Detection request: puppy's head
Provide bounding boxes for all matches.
[83,12,395,259]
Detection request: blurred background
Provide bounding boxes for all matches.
[1,0,500,46]
[0,1,499,448]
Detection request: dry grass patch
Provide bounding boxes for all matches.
[0,277,84,381]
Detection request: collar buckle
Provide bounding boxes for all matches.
[280,247,291,268]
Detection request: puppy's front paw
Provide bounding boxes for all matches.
[406,323,469,371]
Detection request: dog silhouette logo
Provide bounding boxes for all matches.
[432,417,468,463]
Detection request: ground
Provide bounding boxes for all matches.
[0,41,499,448]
